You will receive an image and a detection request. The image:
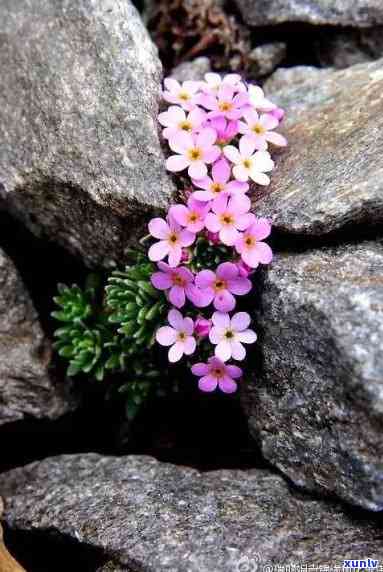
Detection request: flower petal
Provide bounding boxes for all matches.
[218,376,237,394]
[254,242,273,264]
[156,326,177,346]
[197,127,217,149]
[223,145,241,164]
[148,218,169,239]
[215,340,232,362]
[148,240,169,262]
[250,218,272,240]
[227,277,252,296]
[151,272,172,290]
[212,311,231,329]
[169,285,186,308]
[214,290,235,312]
[212,157,231,184]
[231,341,246,361]
[166,155,190,173]
[239,135,257,158]
[183,336,196,355]
[191,363,209,376]
[226,365,243,379]
[237,329,257,344]
[231,311,251,331]
[188,161,207,180]
[199,375,218,392]
[265,131,288,147]
[168,341,185,363]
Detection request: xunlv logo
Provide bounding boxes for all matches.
[343,559,379,569]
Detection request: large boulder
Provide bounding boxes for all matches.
[0,454,382,571]
[0,0,174,268]
[234,0,383,27]
[255,59,383,236]
[0,248,71,426]
[241,241,383,511]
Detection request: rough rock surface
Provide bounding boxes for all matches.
[0,499,26,572]
[248,42,287,77]
[242,241,383,511]
[171,57,211,82]
[255,59,383,235]
[235,0,383,27]
[0,0,174,268]
[1,454,382,571]
[0,249,71,426]
[316,27,383,69]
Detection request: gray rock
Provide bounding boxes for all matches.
[317,27,383,69]
[0,249,71,426]
[248,42,287,77]
[263,65,334,96]
[1,454,382,571]
[254,59,383,235]
[242,241,383,511]
[234,0,383,27]
[171,57,211,82]
[0,0,174,268]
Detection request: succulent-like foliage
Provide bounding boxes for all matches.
[105,256,167,353]
[52,253,169,420]
[190,236,233,272]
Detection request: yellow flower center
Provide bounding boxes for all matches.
[179,120,192,132]
[252,124,265,135]
[212,367,224,378]
[168,233,179,244]
[245,236,256,248]
[214,279,227,292]
[211,182,223,194]
[219,101,233,112]
[224,330,235,339]
[172,274,186,287]
[188,211,199,223]
[178,331,187,341]
[243,159,252,169]
[188,148,202,161]
[179,91,190,101]
[220,214,234,226]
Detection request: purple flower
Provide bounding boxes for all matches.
[166,128,221,180]
[158,105,206,140]
[192,157,248,203]
[194,317,211,339]
[248,85,276,112]
[208,116,239,145]
[148,217,195,268]
[162,78,200,110]
[198,85,249,121]
[151,262,196,308]
[238,108,287,150]
[201,72,246,95]
[156,309,196,363]
[191,357,242,393]
[195,262,252,312]
[209,311,257,362]
[204,194,254,246]
[170,196,210,234]
[235,218,273,268]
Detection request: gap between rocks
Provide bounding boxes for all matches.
[3,525,116,572]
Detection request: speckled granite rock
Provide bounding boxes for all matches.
[255,59,383,235]
[248,42,286,77]
[235,0,383,27]
[316,27,383,69]
[171,57,211,82]
[0,499,26,572]
[242,241,383,511]
[1,454,382,571]
[0,249,71,426]
[0,0,174,268]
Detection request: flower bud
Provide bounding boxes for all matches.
[195,317,211,338]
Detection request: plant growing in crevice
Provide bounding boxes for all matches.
[53,72,286,419]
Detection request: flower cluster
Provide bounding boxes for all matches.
[149,73,286,394]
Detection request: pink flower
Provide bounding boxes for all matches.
[207,231,220,245]
[156,309,196,363]
[270,107,285,122]
[198,85,248,121]
[191,357,242,393]
[201,72,246,95]
[166,128,220,179]
[170,196,210,233]
[208,116,239,145]
[151,262,198,308]
[224,135,274,185]
[236,259,255,278]
[204,194,254,246]
[158,105,206,140]
[235,218,273,268]
[247,85,276,112]
[209,311,257,362]
[162,78,200,110]
[238,109,287,150]
[194,317,211,339]
[195,262,252,312]
[192,157,248,202]
[148,217,195,268]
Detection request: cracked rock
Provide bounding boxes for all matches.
[254,59,383,236]
[0,454,382,571]
[0,0,174,268]
[241,241,383,511]
[0,248,71,426]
